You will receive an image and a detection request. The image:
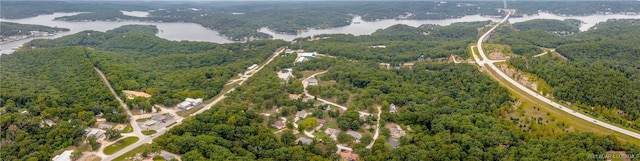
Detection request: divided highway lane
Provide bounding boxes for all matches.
[475,11,640,140]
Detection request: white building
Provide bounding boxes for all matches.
[277,68,293,82]
[144,120,158,126]
[306,77,318,86]
[389,104,398,113]
[296,110,309,119]
[301,52,316,58]
[296,57,306,63]
[52,150,73,161]
[177,98,203,110]
[247,64,258,70]
[85,128,104,139]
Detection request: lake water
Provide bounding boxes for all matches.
[2,11,640,54]
[1,12,232,54]
[264,12,640,41]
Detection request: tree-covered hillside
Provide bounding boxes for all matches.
[5,1,637,41]
[0,22,69,37]
[0,47,123,160]
[153,20,640,161]
[499,19,640,130]
[0,25,288,160]
[27,25,288,107]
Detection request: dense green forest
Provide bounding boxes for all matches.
[54,10,140,22]
[154,47,640,161]
[5,1,638,41]
[26,25,288,107]
[497,19,640,130]
[0,47,123,160]
[0,25,289,160]
[493,20,580,56]
[0,22,69,36]
[291,21,491,65]
[150,20,640,160]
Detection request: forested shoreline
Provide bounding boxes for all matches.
[3,1,640,41]
[1,1,640,159]
[0,25,288,160]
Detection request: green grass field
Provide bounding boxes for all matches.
[135,117,151,122]
[104,137,140,155]
[120,124,133,133]
[112,144,151,161]
[142,130,157,135]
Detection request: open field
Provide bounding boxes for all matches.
[104,137,140,155]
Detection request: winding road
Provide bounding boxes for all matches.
[301,71,380,149]
[474,11,640,141]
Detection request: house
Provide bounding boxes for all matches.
[144,120,158,126]
[295,137,313,145]
[340,150,359,161]
[296,57,306,63]
[359,114,369,121]
[285,49,295,54]
[296,110,309,119]
[247,64,258,70]
[85,128,104,139]
[301,52,316,58]
[177,98,203,110]
[346,130,362,141]
[369,45,387,48]
[389,126,406,138]
[363,124,372,130]
[389,103,398,113]
[122,90,152,99]
[306,77,318,86]
[324,128,340,140]
[387,139,399,149]
[52,150,74,161]
[272,120,286,129]
[161,153,174,161]
[277,68,293,82]
[98,123,113,130]
[317,119,327,125]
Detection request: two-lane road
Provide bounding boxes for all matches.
[474,11,640,140]
[100,47,286,161]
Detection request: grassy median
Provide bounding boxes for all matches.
[482,63,640,145]
[104,137,140,155]
[142,130,157,136]
[112,144,151,161]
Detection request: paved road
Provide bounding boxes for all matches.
[94,67,144,136]
[366,106,381,149]
[302,72,371,116]
[474,11,640,140]
[100,47,286,161]
[301,70,381,149]
[533,49,555,57]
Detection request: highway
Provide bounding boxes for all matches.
[474,11,640,140]
[99,47,286,161]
